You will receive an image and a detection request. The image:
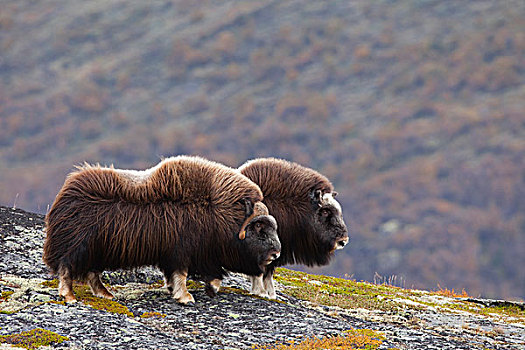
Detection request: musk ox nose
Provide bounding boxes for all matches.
[336,237,349,249]
[271,251,280,260]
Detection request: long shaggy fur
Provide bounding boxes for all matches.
[43,156,265,281]
[239,158,339,267]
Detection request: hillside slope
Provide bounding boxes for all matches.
[1,206,524,349]
[0,0,524,299]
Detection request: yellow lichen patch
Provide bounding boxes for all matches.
[149,279,166,289]
[0,291,15,314]
[140,311,166,318]
[73,285,133,317]
[186,280,204,290]
[40,279,59,289]
[1,291,14,301]
[252,329,385,350]
[41,279,133,316]
[0,328,68,349]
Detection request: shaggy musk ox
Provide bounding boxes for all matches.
[239,158,348,298]
[43,156,280,304]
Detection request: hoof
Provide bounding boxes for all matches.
[175,293,195,305]
[97,292,114,300]
[63,295,77,303]
[251,289,269,298]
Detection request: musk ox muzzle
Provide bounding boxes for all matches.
[335,236,349,250]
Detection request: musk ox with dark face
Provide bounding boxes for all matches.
[238,158,349,298]
[43,156,280,304]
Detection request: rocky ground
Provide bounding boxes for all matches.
[0,205,524,349]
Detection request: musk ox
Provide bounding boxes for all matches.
[238,157,349,298]
[43,156,281,304]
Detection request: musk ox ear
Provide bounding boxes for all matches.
[309,189,323,208]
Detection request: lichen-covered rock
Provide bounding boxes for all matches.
[1,205,524,349]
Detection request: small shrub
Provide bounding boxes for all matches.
[435,284,469,298]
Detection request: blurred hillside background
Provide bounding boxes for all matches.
[0,0,524,300]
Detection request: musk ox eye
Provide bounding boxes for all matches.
[321,209,330,217]
[255,222,262,230]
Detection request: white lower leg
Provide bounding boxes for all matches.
[58,266,76,303]
[209,278,221,294]
[169,270,195,304]
[263,274,276,299]
[250,274,268,297]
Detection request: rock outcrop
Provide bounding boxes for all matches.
[0,206,523,349]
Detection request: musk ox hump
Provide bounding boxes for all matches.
[239,157,333,202]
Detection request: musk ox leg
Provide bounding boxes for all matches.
[58,265,76,303]
[87,272,114,299]
[204,278,222,297]
[167,270,195,305]
[263,273,277,299]
[249,275,268,297]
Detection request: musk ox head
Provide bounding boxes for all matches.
[310,189,349,254]
[239,200,281,269]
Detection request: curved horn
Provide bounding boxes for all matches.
[238,201,269,240]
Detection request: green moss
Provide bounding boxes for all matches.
[252,328,385,350]
[0,328,68,349]
[274,268,403,312]
[439,301,525,324]
[482,304,524,318]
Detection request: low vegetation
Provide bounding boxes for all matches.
[252,329,386,350]
[274,268,525,325]
[42,279,133,317]
[0,328,68,349]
